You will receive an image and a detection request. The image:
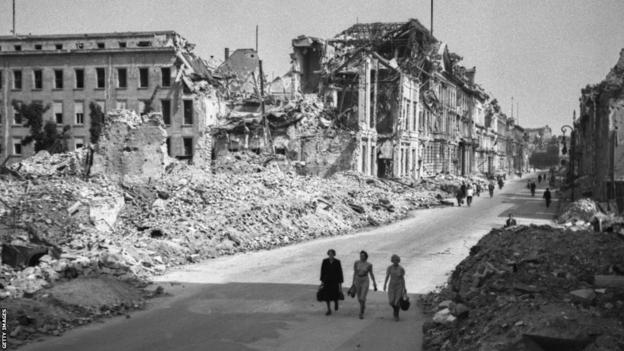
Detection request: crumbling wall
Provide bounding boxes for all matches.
[300,130,357,177]
[90,111,172,182]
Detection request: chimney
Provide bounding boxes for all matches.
[224,48,230,61]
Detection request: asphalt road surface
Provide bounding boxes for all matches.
[22,175,557,351]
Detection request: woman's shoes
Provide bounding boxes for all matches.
[325,310,331,316]
[358,313,363,319]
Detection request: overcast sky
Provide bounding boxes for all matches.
[1,0,623,133]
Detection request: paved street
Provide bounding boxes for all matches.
[22,175,557,351]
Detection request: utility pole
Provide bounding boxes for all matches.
[12,0,16,36]
[510,96,514,119]
[258,60,272,154]
[430,0,434,35]
[516,101,519,125]
[255,25,258,54]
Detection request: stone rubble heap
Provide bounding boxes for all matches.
[421,225,624,351]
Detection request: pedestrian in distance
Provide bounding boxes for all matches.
[543,188,552,208]
[530,181,536,197]
[538,174,542,183]
[475,183,482,197]
[383,254,406,322]
[498,177,504,190]
[488,182,495,198]
[505,213,517,227]
[320,249,344,316]
[456,188,464,207]
[466,185,474,207]
[352,251,377,319]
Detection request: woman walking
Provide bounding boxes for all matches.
[353,251,377,319]
[383,254,406,321]
[320,249,344,315]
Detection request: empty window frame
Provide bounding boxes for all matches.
[34,44,42,50]
[96,68,106,88]
[183,137,193,156]
[161,100,171,125]
[33,69,43,89]
[54,69,63,89]
[13,70,22,90]
[74,137,85,150]
[183,100,193,125]
[161,67,171,87]
[116,68,127,88]
[118,41,127,48]
[75,68,84,89]
[12,105,22,124]
[14,45,21,51]
[74,102,84,124]
[96,42,105,49]
[12,138,22,155]
[53,102,63,124]
[139,68,149,88]
[55,43,63,50]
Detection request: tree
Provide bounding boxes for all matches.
[11,100,60,152]
[89,102,105,144]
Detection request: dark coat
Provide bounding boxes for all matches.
[543,190,552,200]
[320,258,344,284]
[320,258,344,301]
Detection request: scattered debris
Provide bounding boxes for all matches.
[421,225,624,351]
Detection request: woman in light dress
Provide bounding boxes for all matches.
[352,250,377,319]
[383,254,406,321]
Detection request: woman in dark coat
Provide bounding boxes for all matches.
[320,249,344,315]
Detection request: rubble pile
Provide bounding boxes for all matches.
[421,225,624,351]
[7,149,89,178]
[117,165,450,265]
[558,198,601,225]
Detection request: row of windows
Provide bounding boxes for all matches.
[0,67,171,91]
[12,134,192,157]
[4,98,192,126]
[0,40,152,52]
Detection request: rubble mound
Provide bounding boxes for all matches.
[421,225,624,351]
[558,198,601,224]
[7,149,89,178]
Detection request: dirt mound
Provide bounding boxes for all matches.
[421,225,624,351]
[5,277,149,349]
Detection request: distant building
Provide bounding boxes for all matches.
[0,31,219,164]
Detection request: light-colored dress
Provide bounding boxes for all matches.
[354,261,372,302]
[387,265,405,306]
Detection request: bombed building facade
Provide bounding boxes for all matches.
[0,31,221,165]
[571,49,624,208]
[287,19,525,179]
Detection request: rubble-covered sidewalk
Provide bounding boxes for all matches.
[420,225,624,351]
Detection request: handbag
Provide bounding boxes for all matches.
[338,290,345,300]
[399,289,410,311]
[316,284,324,302]
[347,284,356,298]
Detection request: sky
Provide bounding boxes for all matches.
[1,0,623,134]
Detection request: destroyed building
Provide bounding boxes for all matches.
[571,49,624,208]
[0,31,221,165]
[290,19,508,179]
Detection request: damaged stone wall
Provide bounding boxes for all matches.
[576,49,624,206]
[300,130,357,177]
[90,111,173,182]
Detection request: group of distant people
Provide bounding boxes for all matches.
[455,181,482,207]
[319,250,408,321]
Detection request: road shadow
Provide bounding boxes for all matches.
[20,282,424,351]
[496,192,557,221]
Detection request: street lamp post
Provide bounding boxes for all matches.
[561,125,574,200]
